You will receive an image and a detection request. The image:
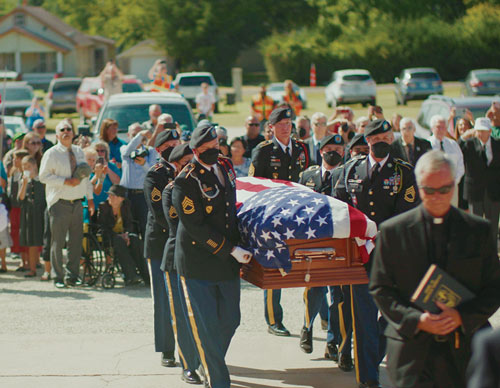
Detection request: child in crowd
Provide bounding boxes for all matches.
[18,156,46,278]
[0,198,11,272]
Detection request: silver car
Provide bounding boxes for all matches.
[325,69,376,107]
[267,82,308,109]
[463,69,500,96]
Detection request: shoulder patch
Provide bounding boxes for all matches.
[153,162,163,171]
[151,187,162,202]
[394,158,413,170]
[257,140,273,148]
[305,165,320,172]
[179,163,195,178]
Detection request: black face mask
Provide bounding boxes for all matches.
[298,127,307,138]
[323,150,343,166]
[160,146,174,161]
[198,148,219,165]
[371,141,391,158]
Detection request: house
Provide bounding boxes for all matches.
[117,39,173,83]
[0,5,115,89]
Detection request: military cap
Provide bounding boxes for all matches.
[364,119,392,137]
[169,143,193,163]
[268,107,293,125]
[107,184,127,198]
[154,129,179,148]
[189,123,217,149]
[320,134,344,150]
[348,133,368,149]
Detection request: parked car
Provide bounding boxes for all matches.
[92,92,196,141]
[2,115,29,135]
[174,72,219,112]
[416,95,499,137]
[394,67,443,105]
[77,76,144,119]
[0,70,21,82]
[267,82,308,110]
[463,69,500,96]
[0,82,34,117]
[45,77,82,117]
[325,69,376,107]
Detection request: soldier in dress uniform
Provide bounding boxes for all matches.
[299,134,353,371]
[249,106,310,336]
[143,129,180,368]
[172,124,252,388]
[160,143,202,385]
[333,119,420,388]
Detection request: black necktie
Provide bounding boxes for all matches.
[371,162,380,182]
[480,144,488,165]
[321,170,331,194]
[283,146,291,165]
[440,141,444,151]
[407,144,415,165]
[323,170,331,183]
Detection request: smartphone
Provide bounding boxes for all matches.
[164,123,176,129]
[23,170,30,179]
[96,157,105,165]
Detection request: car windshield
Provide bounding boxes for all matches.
[178,76,213,86]
[4,122,24,132]
[342,74,371,81]
[101,103,194,132]
[475,72,500,81]
[4,88,33,101]
[409,72,439,80]
[53,82,81,92]
[268,84,300,92]
[122,83,142,93]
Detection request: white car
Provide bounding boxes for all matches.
[266,82,308,109]
[325,69,376,107]
[2,115,29,137]
[173,72,219,113]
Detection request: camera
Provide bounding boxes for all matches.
[130,148,149,160]
[163,123,176,129]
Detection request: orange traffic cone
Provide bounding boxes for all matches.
[310,63,316,87]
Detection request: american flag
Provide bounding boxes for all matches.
[236,177,377,272]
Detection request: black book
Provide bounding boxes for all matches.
[410,264,475,314]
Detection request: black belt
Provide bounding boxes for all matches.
[59,198,83,204]
[128,189,144,194]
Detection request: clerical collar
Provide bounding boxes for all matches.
[422,206,450,225]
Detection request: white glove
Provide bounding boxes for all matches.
[231,246,252,264]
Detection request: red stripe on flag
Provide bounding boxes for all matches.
[236,178,299,193]
[347,205,367,238]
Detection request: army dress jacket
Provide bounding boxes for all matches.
[333,154,419,226]
[160,182,177,273]
[249,137,309,182]
[143,159,176,260]
[299,165,333,195]
[172,156,241,281]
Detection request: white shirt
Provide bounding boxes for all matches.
[479,136,493,165]
[275,138,292,155]
[368,153,389,173]
[195,92,216,115]
[39,143,93,209]
[429,135,465,181]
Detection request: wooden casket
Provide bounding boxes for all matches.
[240,237,368,289]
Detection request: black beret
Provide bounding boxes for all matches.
[154,129,179,148]
[320,134,344,150]
[347,133,368,149]
[364,119,392,137]
[107,184,127,198]
[168,143,193,163]
[268,107,293,125]
[189,124,218,149]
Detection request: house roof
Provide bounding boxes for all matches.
[117,39,165,59]
[0,26,71,52]
[0,6,114,47]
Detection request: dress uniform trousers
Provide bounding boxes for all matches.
[264,289,283,326]
[165,271,199,371]
[180,276,241,388]
[147,258,175,355]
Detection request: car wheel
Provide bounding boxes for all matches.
[362,102,368,107]
[327,100,332,108]
[214,102,219,114]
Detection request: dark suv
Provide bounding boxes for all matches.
[45,77,82,117]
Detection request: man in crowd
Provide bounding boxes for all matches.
[333,119,419,388]
[142,104,162,132]
[148,113,173,148]
[304,112,328,165]
[32,119,54,153]
[459,117,500,241]
[172,124,252,388]
[39,121,94,288]
[249,107,309,337]
[242,116,265,158]
[355,116,370,134]
[296,115,311,140]
[250,84,276,124]
[390,118,431,165]
[196,82,216,121]
[370,150,500,388]
[428,114,464,207]
[282,80,302,116]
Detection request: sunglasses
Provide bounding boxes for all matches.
[248,123,259,127]
[59,127,73,132]
[35,126,46,129]
[421,183,454,195]
[96,149,106,153]
[28,141,41,145]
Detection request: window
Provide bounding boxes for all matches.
[14,14,25,27]
[21,52,57,73]
[0,53,15,70]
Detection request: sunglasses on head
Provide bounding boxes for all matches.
[421,183,454,195]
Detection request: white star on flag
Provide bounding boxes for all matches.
[294,215,305,226]
[260,231,271,242]
[280,208,291,216]
[271,217,282,227]
[305,227,317,239]
[284,228,295,239]
[297,192,309,198]
[271,231,281,240]
[266,250,275,260]
[312,197,323,206]
[288,199,299,207]
[316,215,327,226]
[303,206,315,215]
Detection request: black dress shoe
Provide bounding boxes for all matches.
[268,323,291,336]
[182,369,202,385]
[161,352,176,367]
[54,281,66,288]
[359,381,381,388]
[338,353,354,372]
[324,342,338,361]
[65,277,82,287]
[299,326,313,353]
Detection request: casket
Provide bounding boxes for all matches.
[240,237,368,289]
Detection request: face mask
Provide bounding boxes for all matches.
[198,148,219,165]
[371,141,391,158]
[322,150,343,166]
[160,146,174,161]
[298,127,307,138]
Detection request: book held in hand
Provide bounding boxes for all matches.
[410,264,475,314]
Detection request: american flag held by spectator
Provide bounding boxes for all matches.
[236,177,377,273]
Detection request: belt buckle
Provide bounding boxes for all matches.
[434,335,448,342]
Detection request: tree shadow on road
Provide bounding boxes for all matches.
[0,288,92,300]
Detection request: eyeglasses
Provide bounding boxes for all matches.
[96,149,106,153]
[59,127,73,132]
[313,122,327,126]
[248,123,260,127]
[35,126,46,129]
[421,183,454,195]
[28,141,42,145]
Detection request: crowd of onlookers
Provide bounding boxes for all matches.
[1,88,499,285]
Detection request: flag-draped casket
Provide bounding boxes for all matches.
[236,177,377,289]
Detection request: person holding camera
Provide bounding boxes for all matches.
[148,113,176,148]
[120,127,157,238]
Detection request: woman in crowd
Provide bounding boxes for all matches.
[3,132,26,177]
[99,119,126,169]
[22,132,43,167]
[0,198,10,273]
[18,156,45,278]
[90,142,122,210]
[25,97,45,130]
[230,137,251,177]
